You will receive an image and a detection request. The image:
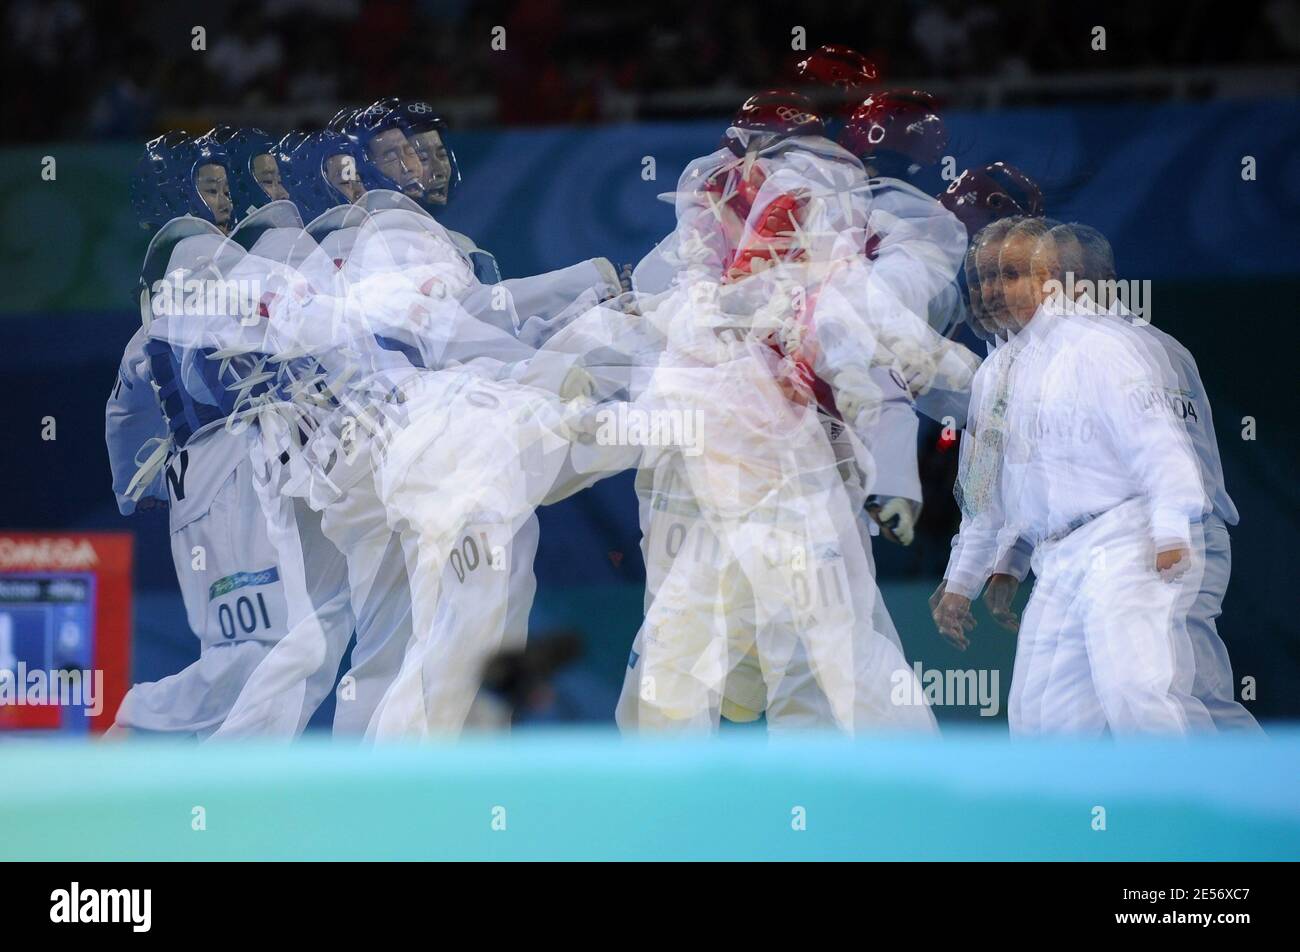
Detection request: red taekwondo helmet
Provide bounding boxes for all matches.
[838,90,948,176]
[794,44,880,102]
[938,161,1044,236]
[723,89,826,156]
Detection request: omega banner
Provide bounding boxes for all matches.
[0,532,132,732]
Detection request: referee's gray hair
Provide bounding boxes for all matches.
[1001,216,1061,278]
[966,216,1023,276]
[1048,222,1117,284]
[1005,215,1057,246]
[970,216,1022,256]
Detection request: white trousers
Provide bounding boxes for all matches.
[1009,499,1212,735]
[616,368,934,735]
[319,466,416,736]
[116,427,297,736]
[208,463,354,739]
[1183,516,1259,732]
[368,371,571,737]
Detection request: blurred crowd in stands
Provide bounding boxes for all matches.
[5,0,1299,142]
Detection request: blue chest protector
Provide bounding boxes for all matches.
[143,208,312,447]
[468,248,502,285]
[145,338,229,449]
[138,219,233,448]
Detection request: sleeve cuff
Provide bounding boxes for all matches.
[994,540,1033,581]
[1151,509,1192,550]
[944,570,984,600]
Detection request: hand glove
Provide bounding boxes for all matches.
[563,399,609,443]
[833,367,882,428]
[593,257,631,300]
[932,341,981,393]
[875,338,938,395]
[872,496,917,546]
[559,364,596,402]
[603,290,642,317]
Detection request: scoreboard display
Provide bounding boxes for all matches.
[0,533,132,733]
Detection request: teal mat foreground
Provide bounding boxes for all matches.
[2,730,1297,860]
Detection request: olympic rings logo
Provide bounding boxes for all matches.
[775,106,814,125]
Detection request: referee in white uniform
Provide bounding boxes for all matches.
[934,218,1212,734]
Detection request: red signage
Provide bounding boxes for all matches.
[0,532,132,733]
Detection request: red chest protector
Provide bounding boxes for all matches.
[761,285,842,420]
[701,160,811,280]
[699,159,761,268]
[700,158,840,418]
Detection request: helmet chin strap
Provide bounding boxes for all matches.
[725,126,783,158]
